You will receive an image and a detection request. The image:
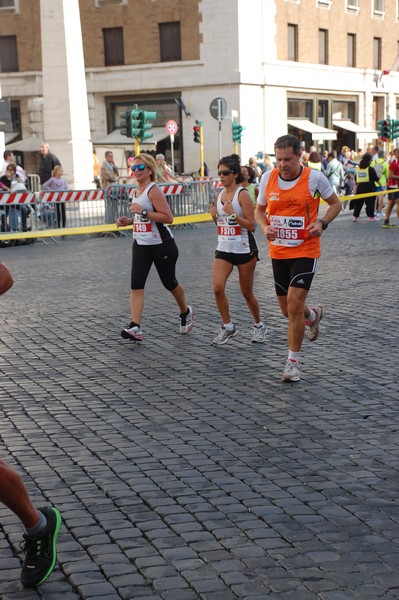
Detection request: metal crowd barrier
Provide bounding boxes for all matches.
[0,181,217,240]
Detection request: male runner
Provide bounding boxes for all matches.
[256,135,342,382]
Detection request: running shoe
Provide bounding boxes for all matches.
[383,219,391,228]
[121,323,144,341]
[212,324,237,346]
[352,217,358,222]
[251,323,267,343]
[369,216,378,222]
[20,506,62,588]
[282,359,300,382]
[180,305,194,334]
[307,304,325,342]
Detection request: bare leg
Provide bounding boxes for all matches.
[130,289,144,324]
[237,257,261,322]
[0,460,40,530]
[170,283,188,313]
[213,258,234,324]
[277,288,310,352]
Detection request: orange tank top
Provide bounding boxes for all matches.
[266,167,321,259]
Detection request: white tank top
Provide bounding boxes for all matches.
[132,182,173,246]
[216,186,251,254]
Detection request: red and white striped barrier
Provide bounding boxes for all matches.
[128,184,183,198]
[211,180,223,189]
[0,192,36,205]
[39,190,105,203]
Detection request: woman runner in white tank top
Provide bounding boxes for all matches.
[116,154,193,341]
[209,154,267,346]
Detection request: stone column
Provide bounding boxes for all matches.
[40,0,93,189]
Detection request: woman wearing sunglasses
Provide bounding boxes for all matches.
[116,153,193,341]
[209,154,266,345]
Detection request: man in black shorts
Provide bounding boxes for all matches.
[256,135,341,382]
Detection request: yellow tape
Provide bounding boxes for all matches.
[0,214,213,241]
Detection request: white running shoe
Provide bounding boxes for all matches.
[180,305,194,334]
[212,325,237,346]
[121,323,144,341]
[251,323,267,343]
[282,359,300,382]
[307,304,325,342]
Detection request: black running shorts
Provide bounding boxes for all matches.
[271,257,318,296]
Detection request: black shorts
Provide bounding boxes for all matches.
[214,250,259,266]
[387,188,399,202]
[272,257,318,296]
[131,237,179,291]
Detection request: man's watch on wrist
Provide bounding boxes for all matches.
[141,209,148,218]
[319,219,328,230]
[230,213,237,220]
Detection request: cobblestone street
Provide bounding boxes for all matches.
[0,214,398,600]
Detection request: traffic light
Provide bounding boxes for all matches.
[193,121,200,143]
[131,109,143,138]
[232,121,244,143]
[377,117,391,142]
[139,110,157,141]
[120,111,132,137]
[391,119,399,140]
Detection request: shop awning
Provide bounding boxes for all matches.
[6,136,42,152]
[287,118,337,141]
[333,119,377,137]
[93,127,169,146]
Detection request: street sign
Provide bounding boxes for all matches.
[165,120,179,135]
[209,97,227,121]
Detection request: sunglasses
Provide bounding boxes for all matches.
[131,164,146,172]
[218,169,233,176]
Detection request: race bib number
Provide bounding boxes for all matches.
[217,216,241,242]
[270,215,305,247]
[133,215,152,239]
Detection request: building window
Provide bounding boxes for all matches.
[373,37,382,70]
[0,35,18,72]
[287,24,298,61]
[0,0,19,12]
[372,0,384,16]
[346,0,359,12]
[288,98,313,119]
[317,0,332,8]
[103,27,124,66]
[319,29,328,64]
[347,33,356,68]
[159,22,181,62]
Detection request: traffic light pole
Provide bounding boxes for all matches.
[199,125,204,177]
[135,138,140,156]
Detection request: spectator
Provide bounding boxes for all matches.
[383,146,399,228]
[1,150,26,183]
[100,150,119,189]
[342,172,355,211]
[93,149,100,188]
[352,153,379,222]
[42,165,69,228]
[325,151,345,194]
[371,150,389,217]
[248,156,261,181]
[307,150,322,171]
[240,164,259,206]
[338,145,357,175]
[155,154,178,182]
[38,143,61,185]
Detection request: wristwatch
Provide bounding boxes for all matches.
[319,219,328,230]
[230,213,237,220]
[141,209,148,218]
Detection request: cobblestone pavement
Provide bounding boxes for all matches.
[0,212,398,600]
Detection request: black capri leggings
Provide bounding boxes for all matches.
[131,237,179,291]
